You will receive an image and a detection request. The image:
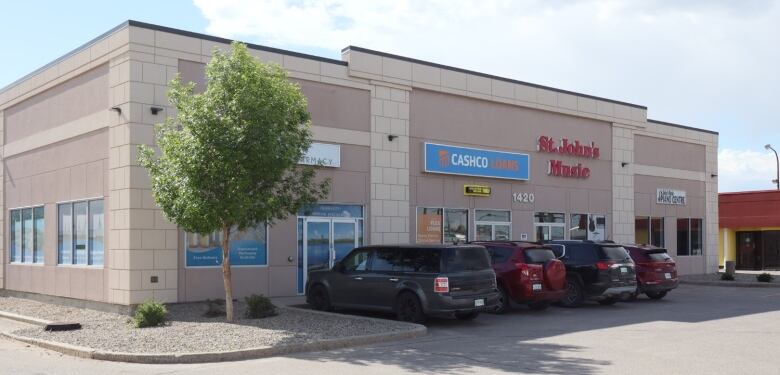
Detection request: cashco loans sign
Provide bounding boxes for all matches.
[423,142,530,180]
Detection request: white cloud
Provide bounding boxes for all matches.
[192,0,780,192]
[718,148,779,192]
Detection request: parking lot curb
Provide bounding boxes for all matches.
[680,280,780,288]
[0,306,426,364]
[0,311,51,326]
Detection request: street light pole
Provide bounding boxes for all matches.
[767,144,780,190]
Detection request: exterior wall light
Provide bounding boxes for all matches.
[387,134,398,141]
[109,106,122,114]
[711,174,718,178]
[621,162,628,167]
[150,106,164,115]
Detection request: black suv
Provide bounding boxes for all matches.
[546,240,637,307]
[306,245,500,323]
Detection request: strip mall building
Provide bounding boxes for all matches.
[0,21,719,307]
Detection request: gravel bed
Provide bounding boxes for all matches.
[680,273,779,284]
[0,297,416,354]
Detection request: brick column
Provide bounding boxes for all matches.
[370,85,410,244]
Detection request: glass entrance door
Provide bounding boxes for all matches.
[302,218,360,293]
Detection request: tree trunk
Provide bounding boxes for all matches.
[221,226,234,322]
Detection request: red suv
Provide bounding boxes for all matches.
[623,244,678,300]
[472,241,567,313]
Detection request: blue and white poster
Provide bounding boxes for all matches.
[186,225,268,267]
[424,142,530,180]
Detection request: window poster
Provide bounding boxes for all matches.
[416,208,443,244]
[186,224,268,267]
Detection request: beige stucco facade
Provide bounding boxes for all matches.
[0,20,719,306]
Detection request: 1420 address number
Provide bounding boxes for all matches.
[512,192,535,203]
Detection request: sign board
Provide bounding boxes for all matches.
[186,225,268,267]
[299,143,340,168]
[424,143,530,180]
[464,185,491,197]
[416,209,443,244]
[657,189,687,205]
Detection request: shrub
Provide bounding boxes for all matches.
[720,273,735,281]
[757,273,774,283]
[133,300,168,328]
[245,294,277,319]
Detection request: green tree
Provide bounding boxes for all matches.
[139,42,329,322]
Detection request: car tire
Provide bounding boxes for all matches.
[309,284,333,311]
[559,278,584,308]
[646,291,668,300]
[528,301,550,311]
[395,292,426,324]
[454,311,480,321]
[492,284,511,314]
[597,297,618,306]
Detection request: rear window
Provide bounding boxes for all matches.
[403,248,441,272]
[647,250,672,261]
[598,246,630,261]
[486,246,513,264]
[523,248,557,264]
[443,247,491,272]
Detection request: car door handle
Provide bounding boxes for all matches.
[352,277,363,281]
[388,278,399,282]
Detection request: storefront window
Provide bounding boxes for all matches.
[475,210,511,241]
[534,212,565,241]
[444,209,469,244]
[677,218,703,256]
[636,217,664,247]
[570,214,588,240]
[58,199,103,266]
[9,207,43,264]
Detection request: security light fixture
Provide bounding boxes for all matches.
[387,134,398,141]
[621,162,629,167]
[150,106,164,115]
[711,174,718,178]
[109,106,122,114]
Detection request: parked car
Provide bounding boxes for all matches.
[545,240,637,307]
[471,241,566,313]
[623,244,678,300]
[306,244,500,323]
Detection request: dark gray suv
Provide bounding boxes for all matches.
[305,245,500,323]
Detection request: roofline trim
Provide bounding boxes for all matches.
[342,45,647,110]
[127,20,348,66]
[0,21,130,96]
[647,119,718,135]
[0,19,348,97]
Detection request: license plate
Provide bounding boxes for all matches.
[474,299,485,307]
[620,267,628,274]
[665,272,672,279]
[532,283,542,292]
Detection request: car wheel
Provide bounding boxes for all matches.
[598,297,618,306]
[309,285,333,311]
[559,278,584,308]
[528,301,550,311]
[454,311,480,321]
[395,292,426,324]
[492,284,511,314]
[646,291,668,300]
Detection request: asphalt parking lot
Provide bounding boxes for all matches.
[2,284,780,374]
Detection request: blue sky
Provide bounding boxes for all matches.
[2,0,779,192]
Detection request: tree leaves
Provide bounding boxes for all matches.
[138,41,330,236]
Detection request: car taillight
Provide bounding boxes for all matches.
[514,263,530,277]
[434,276,449,293]
[596,261,615,270]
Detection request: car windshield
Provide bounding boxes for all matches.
[523,248,557,264]
[443,247,491,272]
[599,246,630,261]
